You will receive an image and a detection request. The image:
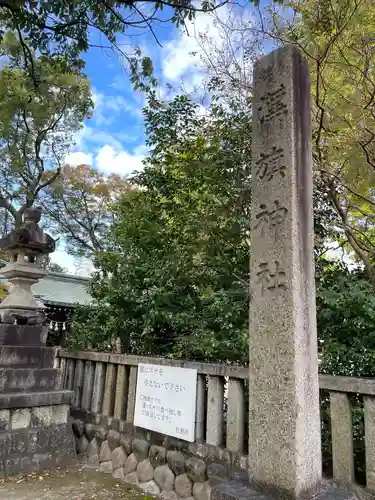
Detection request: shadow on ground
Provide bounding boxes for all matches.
[0,468,152,500]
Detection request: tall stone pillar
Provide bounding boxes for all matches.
[211,45,358,500]
[0,207,76,478]
[248,44,321,499]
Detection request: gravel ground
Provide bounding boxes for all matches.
[0,468,151,500]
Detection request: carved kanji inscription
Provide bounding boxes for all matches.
[254,201,288,234]
[255,147,286,182]
[257,65,274,85]
[255,260,287,296]
[258,84,287,123]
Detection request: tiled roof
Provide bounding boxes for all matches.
[0,268,93,307]
[32,272,93,307]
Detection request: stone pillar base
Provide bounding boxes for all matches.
[211,479,359,500]
[0,397,77,477]
[0,343,77,478]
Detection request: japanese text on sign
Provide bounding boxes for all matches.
[134,363,197,442]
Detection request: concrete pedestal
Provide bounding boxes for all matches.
[0,326,77,478]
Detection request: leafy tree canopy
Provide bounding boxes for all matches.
[317,261,375,378]
[0,0,282,90]
[42,164,131,257]
[0,31,93,227]
[269,0,375,285]
[71,93,251,361]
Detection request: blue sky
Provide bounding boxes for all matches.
[53,5,224,272]
[52,1,277,273]
[64,6,221,178]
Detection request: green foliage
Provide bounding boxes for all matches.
[43,164,130,257]
[70,90,375,376]
[315,260,375,483]
[316,261,375,378]
[0,0,284,92]
[0,0,280,57]
[70,94,251,362]
[272,0,375,285]
[0,31,93,226]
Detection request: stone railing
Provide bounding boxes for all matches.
[57,350,375,492]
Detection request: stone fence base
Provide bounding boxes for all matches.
[70,410,248,500]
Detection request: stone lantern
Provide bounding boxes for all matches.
[0,206,55,326]
[0,206,76,478]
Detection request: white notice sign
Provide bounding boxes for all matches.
[134,363,197,442]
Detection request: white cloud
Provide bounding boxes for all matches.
[73,125,125,152]
[162,7,230,91]
[158,3,257,104]
[96,144,145,176]
[64,151,93,167]
[52,248,94,277]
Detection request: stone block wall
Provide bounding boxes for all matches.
[60,349,375,494]
[71,412,248,500]
[0,404,76,477]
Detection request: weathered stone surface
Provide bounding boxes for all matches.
[164,437,188,452]
[0,316,48,342]
[87,438,100,458]
[124,453,138,474]
[167,450,186,475]
[207,463,229,486]
[330,392,354,485]
[364,396,375,491]
[76,435,89,454]
[112,446,127,470]
[91,362,106,414]
[114,364,127,420]
[81,361,94,412]
[206,377,224,446]
[107,429,120,451]
[175,473,193,498]
[211,480,358,500]
[149,444,167,468]
[52,405,69,425]
[99,441,112,463]
[132,438,149,461]
[0,390,73,410]
[112,467,126,481]
[31,406,53,427]
[94,425,107,443]
[154,464,175,491]
[124,472,139,485]
[249,45,321,496]
[140,480,161,496]
[0,409,9,431]
[77,452,87,465]
[126,366,137,422]
[193,481,211,500]
[0,419,77,477]
[226,378,245,454]
[11,408,31,430]
[86,454,99,469]
[160,490,181,500]
[229,470,248,482]
[137,459,154,483]
[186,457,206,483]
[120,434,132,454]
[85,423,95,442]
[0,346,55,367]
[72,419,85,438]
[99,460,113,474]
